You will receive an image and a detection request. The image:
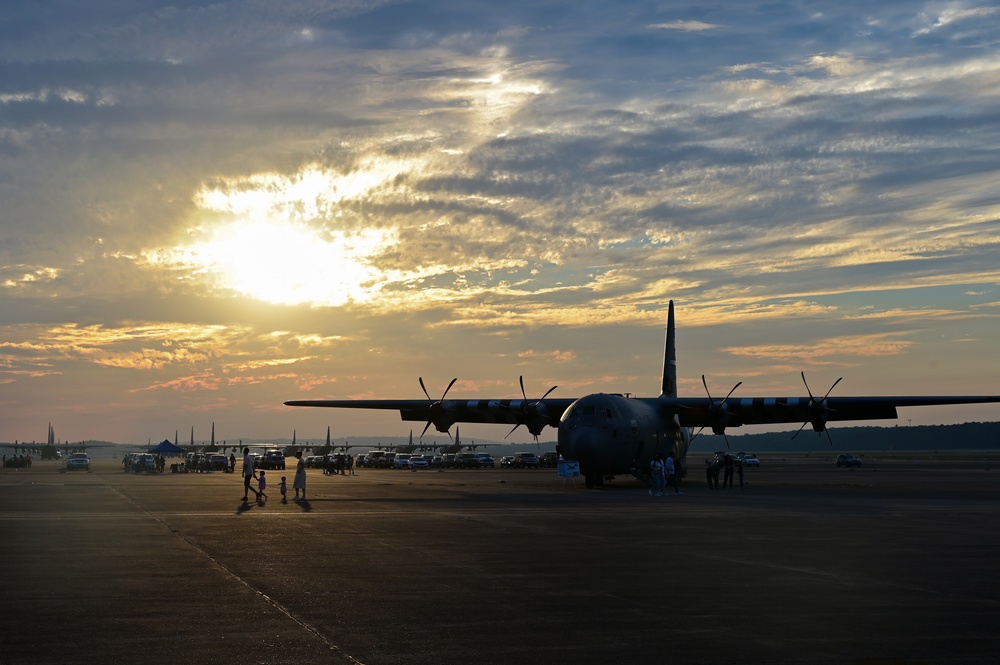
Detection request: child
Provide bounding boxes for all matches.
[280,476,287,503]
[257,470,268,503]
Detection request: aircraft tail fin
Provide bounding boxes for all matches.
[661,300,677,398]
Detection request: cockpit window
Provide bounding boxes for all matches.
[562,399,620,422]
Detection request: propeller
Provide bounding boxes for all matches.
[690,375,742,448]
[791,372,842,445]
[503,376,558,446]
[418,377,458,441]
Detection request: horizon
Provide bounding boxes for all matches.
[9,419,999,450]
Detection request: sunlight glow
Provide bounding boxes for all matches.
[145,160,419,306]
[209,220,393,306]
[155,220,397,306]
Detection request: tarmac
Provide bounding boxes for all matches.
[2,456,1000,664]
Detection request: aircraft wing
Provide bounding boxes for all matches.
[284,398,578,430]
[660,395,1000,428]
[286,394,999,435]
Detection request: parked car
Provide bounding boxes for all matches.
[409,455,430,470]
[477,454,495,468]
[735,452,760,467]
[500,456,515,468]
[65,452,90,471]
[260,448,286,470]
[394,453,412,469]
[441,454,457,468]
[134,453,157,472]
[539,451,559,468]
[512,452,540,469]
[837,454,862,468]
[207,453,230,472]
[455,453,481,469]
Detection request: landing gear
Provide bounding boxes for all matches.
[583,468,605,489]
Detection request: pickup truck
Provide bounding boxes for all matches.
[454,453,481,469]
[259,449,286,470]
[513,452,540,469]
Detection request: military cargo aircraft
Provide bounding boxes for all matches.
[432,427,499,455]
[286,301,1000,488]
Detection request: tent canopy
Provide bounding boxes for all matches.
[149,439,185,455]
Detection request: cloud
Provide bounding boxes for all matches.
[649,21,721,32]
[914,5,1000,36]
[4,0,1000,440]
[723,332,916,362]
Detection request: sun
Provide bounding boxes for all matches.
[161,219,395,306]
[145,163,414,306]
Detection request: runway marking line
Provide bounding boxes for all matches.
[98,479,368,665]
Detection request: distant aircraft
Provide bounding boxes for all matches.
[391,430,425,454]
[286,301,1000,488]
[433,427,499,455]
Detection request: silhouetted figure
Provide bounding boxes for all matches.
[293,450,307,501]
[242,447,260,503]
[723,453,734,488]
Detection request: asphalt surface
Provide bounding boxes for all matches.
[2,456,1000,664]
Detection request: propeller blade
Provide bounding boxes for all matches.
[440,377,457,402]
[801,371,815,401]
[822,377,843,401]
[538,385,558,402]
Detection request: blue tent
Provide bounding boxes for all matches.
[149,439,185,456]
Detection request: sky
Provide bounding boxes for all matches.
[2,0,1000,446]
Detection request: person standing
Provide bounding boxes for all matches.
[241,447,260,503]
[293,450,307,501]
[257,470,268,503]
[723,453,735,488]
[736,456,745,489]
[706,455,721,489]
[665,453,683,495]
[649,454,665,496]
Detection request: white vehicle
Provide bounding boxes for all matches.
[408,455,430,470]
[66,452,90,471]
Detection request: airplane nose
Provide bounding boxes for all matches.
[559,426,602,467]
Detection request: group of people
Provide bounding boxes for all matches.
[705,453,743,489]
[648,453,683,496]
[241,447,307,504]
[122,453,164,473]
[322,453,355,476]
[3,454,33,469]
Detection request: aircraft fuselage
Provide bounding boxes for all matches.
[557,393,690,488]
